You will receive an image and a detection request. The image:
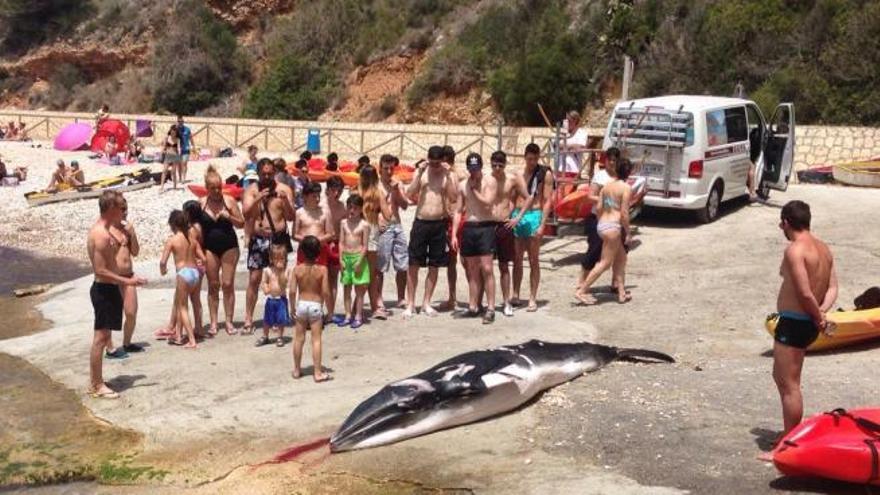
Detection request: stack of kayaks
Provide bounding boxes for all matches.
[24,168,155,207]
[286,159,415,188]
[771,408,880,485]
[765,307,880,351]
[187,184,244,201]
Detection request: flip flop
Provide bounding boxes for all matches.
[332,314,347,325]
[254,336,270,347]
[526,302,539,312]
[275,337,284,347]
[88,389,119,400]
[337,318,351,328]
[314,374,333,383]
[374,308,389,320]
[350,319,363,329]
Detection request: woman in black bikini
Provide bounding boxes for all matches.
[199,165,245,335]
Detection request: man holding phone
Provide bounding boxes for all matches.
[452,153,500,324]
[242,158,295,334]
[404,146,458,319]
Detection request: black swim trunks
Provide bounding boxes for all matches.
[247,231,292,271]
[774,312,820,349]
[461,221,497,257]
[91,282,123,331]
[408,218,449,267]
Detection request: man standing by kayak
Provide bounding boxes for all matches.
[763,200,837,459]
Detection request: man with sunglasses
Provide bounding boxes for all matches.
[488,151,532,317]
[104,195,143,359]
[404,146,458,319]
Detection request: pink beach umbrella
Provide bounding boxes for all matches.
[53,122,93,151]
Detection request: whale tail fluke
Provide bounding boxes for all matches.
[616,348,675,364]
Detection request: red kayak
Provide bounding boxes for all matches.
[772,408,880,485]
[187,184,244,201]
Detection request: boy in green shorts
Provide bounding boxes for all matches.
[339,194,371,329]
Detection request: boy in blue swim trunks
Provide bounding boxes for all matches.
[764,200,837,458]
[511,143,554,312]
[258,244,291,347]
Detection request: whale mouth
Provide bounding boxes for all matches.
[330,385,429,452]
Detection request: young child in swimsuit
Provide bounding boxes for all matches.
[160,210,204,348]
[339,194,371,329]
[259,244,291,347]
[290,235,331,382]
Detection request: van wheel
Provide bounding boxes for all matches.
[697,183,722,223]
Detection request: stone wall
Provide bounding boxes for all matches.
[794,126,880,170]
[3,110,876,173]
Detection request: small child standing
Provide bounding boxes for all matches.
[159,210,204,348]
[339,194,371,329]
[258,244,291,347]
[290,235,331,382]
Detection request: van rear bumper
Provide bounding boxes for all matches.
[643,192,708,210]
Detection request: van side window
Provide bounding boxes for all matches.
[706,107,747,146]
[724,107,747,143]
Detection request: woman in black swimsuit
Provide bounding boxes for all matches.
[200,165,245,335]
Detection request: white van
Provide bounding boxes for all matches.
[602,95,795,222]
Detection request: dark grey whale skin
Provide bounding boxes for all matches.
[330,340,674,452]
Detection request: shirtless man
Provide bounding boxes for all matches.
[47,160,70,192]
[242,158,295,334]
[404,145,458,319]
[321,176,347,324]
[452,153,500,324]
[377,155,410,308]
[763,200,837,456]
[442,146,469,311]
[105,195,143,358]
[488,151,532,317]
[512,143,554,312]
[86,191,146,399]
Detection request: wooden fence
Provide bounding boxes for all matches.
[0,110,614,168]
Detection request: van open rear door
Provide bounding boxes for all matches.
[759,103,795,194]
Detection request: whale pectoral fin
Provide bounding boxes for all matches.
[496,363,530,382]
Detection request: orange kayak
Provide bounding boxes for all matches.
[555,186,593,219]
[187,184,243,201]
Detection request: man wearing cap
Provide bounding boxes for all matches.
[489,150,532,317]
[452,152,500,324]
[404,145,459,319]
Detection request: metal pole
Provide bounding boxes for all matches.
[622,55,634,101]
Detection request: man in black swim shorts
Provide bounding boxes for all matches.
[86,191,146,399]
[764,200,837,456]
[452,153,500,324]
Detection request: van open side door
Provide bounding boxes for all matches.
[759,103,796,194]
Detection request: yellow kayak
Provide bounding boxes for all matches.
[765,308,880,351]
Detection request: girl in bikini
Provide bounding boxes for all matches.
[575,158,633,305]
[160,209,205,348]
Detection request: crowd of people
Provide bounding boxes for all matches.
[87,134,636,397]
[0,121,29,141]
[82,113,836,459]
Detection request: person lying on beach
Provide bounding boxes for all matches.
[0,158,27,182]
[290,235,331,382]
[257,244,291,348]
[159,210,204,348]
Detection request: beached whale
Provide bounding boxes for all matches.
[330,340,674,452]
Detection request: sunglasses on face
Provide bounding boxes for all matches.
[491,162,505,168]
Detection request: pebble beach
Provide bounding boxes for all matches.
[0,140,258,263]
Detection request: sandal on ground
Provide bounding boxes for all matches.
[105,348,129,359]
[88,387,119,400]
[350,319,363,329]
[122,343,144,353]
[167,338,185,346]
[482,310,496,325]
[254,336,271,347]
[224,324,238,336]
[337,317,351,327]
[332,314,347,325]
[275,337,284,347]
[240,323,255,335]
[454,308,481,319]
[374,308,389,320]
